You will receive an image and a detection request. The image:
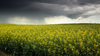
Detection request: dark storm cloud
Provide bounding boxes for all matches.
[1,0,100,10]
[77,0,100,5]
[0,0,100,24]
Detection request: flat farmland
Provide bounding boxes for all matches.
[0,23,100,56]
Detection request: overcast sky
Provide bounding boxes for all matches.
[0,0,100,24]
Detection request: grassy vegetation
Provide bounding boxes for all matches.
[0,23,100,56]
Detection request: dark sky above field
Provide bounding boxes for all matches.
[0,0,100,24]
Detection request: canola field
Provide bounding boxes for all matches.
[0,23,100,56]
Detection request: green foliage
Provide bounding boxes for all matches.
[0,23,100,56]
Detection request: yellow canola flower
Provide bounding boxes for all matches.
[39,47,42,50]
[82,36,85,39]
[87,47,91,52]
[1,23,100,56]
[59,38,62,41]
[53,50,56,53]
[64,48,67,53]
[97,49,100,53]
[33,45,36,49]
[58,48,60,51]
[82,46,85,50]
[94,39,97,43]
[67,37,70,39]
[79,39,82,42]
[63,39,67,44]
[61,52,64,54]
[69,44,72,47]
[91,36,93,39]
[43,48,46,51]
[20,42,23,46]
[39,42,42,45]
[97,51,99,53]
[80,42,83,47]
[94,44,98,48]
[76,50,79,55]
[48,48,51,53]
[50,37,53,40]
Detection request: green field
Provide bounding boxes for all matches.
[0,23,100,56]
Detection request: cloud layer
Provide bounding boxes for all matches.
[0,0,100,24]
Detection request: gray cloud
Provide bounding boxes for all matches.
[0,0,100,24]
[30,2,100,19]
[77,0,100,5]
